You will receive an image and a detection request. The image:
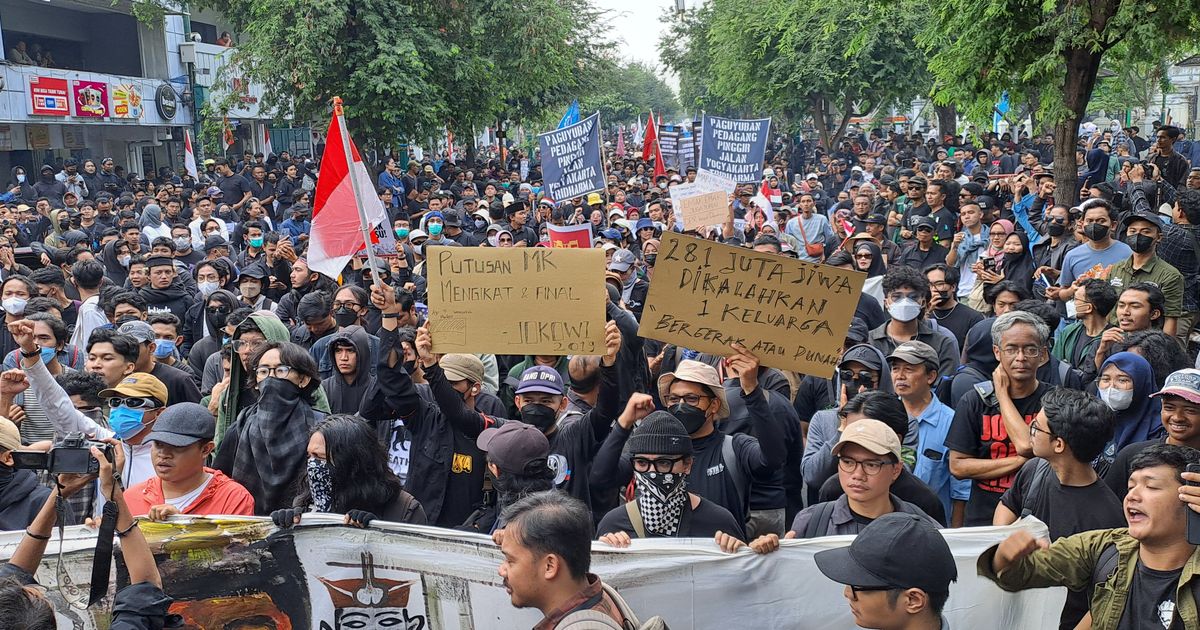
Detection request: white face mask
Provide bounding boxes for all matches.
[197,281,219,297]
[1100,387,1133,412]
[487,234,499,247]
[887,297,922,322]
[2,296,27,315]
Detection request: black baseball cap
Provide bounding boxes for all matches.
[815,513,957,595]
[1120,211,1163,231]
[143,402,215,447]
[863,213,886,225]
[914,216,936,230]
[477,421,549,474]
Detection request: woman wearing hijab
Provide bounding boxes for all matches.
[640,238,660,282]
[970,219,1012,301]
[139,203,171,242]
[994,231,1035,295]
[214,340,326,514]
[1094,352,1163,477]
[270,415,426,528]
[1081,145,1110,189]
[851,239,886,304]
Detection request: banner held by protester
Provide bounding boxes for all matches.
[426,246,606,355]
[547,223,594,248]
[640,232,864,377]
[539,112,605,201]
[698,115,771,183]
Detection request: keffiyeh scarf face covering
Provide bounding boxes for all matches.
[307,457,333,512]
[634,470,688,536]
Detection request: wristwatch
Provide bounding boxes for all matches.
[381,313,401,319]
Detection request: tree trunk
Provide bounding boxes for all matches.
[828,95,854,151]
[1053,46,1104,206]
[810,95,831,151]
[935,104,957,139]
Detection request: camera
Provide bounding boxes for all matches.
[11,433,114,475]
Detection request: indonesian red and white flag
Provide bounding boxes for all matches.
[183,130,198,179]
[262,126,273,158]
[751,182,776,225]
[641,111,657,161]
[307,113,388,280]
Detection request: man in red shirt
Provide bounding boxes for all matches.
[124,402,254,518]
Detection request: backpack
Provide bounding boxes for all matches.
[557,581,670,630]
[803,501,838,539]
[1019,459,1054,518]
[1091,543,1200,626]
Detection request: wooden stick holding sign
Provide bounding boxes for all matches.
[637,232,866,378]
[425,246,607,355]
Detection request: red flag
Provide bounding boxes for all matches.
[641,111,657,161]
[307,112,389,280]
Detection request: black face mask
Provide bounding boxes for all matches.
[334,307,358,328]
[644,254,657,267]
[571,369,600,395]
[403,360,417,375]
[1083,223,1110,241]
[1126,233,1154,254]
[206,309,229,332]
[520,403,559,431]
[1046,222,1066,237]
[670,403,708,434]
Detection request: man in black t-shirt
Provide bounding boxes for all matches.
[925,263,984,349]
[945,311,1051,525]
[214,158,253,214]
[995,387,1125,630]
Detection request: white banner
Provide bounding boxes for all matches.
[0,516,1063,629]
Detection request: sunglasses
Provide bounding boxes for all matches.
[107,397,161,410]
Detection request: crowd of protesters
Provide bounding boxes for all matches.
[2,120,1200,628]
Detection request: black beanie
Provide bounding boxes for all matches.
[627,411,693,456]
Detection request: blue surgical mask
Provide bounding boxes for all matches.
[395,227,409,239]
[39,346,56,365]
[153,338,176,359]
[428,223,444,236]
[532,186,542,195]
[249,237,264,248]
[108,405,147,440]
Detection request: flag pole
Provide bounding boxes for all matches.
[332,96,384,290]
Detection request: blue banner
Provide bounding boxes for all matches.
[558,100,581,129]
[540,112,605,201]
[698,114,771,183]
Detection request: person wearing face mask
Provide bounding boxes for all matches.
[0,415,75,530]
[1094,352,1164,477]
[308,286,380,379]
[7,167,35,203]
[118,320,201,406]
[15,321,168,515]
[440,211,478,246]
[458,420,555,534]
[415,319,623,515]
[597,412,743,546]
[1,313,72,444]
[606,249,647,321]
[420,210,460,248]
[213,341,326,514]
[1047,199,1132,305]
[868,265,960,379]
[270,414,425,528]
[593,351,786,533]
[234,264,277,313]
[1106,212,1184,338]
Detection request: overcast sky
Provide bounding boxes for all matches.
[596,0,677,88]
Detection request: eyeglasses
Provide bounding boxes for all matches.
[854,253,873,259]
[255,365,295,379]
[232,338,264,352]
[332,301,361,310]
[916,226,934,232]
[106,397,161,410]
[1029,420,1051,438]
[839,369,874,382]
[206,305,230,314]
[631,456,685,473]
[838,456,891,476]
[665,393,711,406]
[1000,345,1043,358]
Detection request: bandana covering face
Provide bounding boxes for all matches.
[634,469,688,536]
[307,457,334,512]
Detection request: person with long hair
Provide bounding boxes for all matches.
[270,415,426,528]
[214,340,325,514]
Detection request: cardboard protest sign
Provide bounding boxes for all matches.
[669,169,737,231]
[547,223,593,248]
[699,115,771,183]
[639,232,864,377]
[539,112,605,200]
[426,246,606,355]
[677,190,730,231]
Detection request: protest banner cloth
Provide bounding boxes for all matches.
[698,115,771,183]
[539,112,605,201]
[357,220,399,258]
[426,246,605,355]
[0,515,1062,629]
[639,232,864,377]
[669,169,737,231]
[547,223,593,248]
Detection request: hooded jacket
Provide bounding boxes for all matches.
[139,276,195,321]
[0,467,63,530]
[100,238,131,286]
[183,288,238,357]
[1095,352,1164,476]
[214,314,332,444]
[7,167,36,203]
[321,326,376,414]
[32,170,66,207]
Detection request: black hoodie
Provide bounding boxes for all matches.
[0,467,71,530]
[140,277,195,320]
[6,167,36,203]
[321,326,376,414]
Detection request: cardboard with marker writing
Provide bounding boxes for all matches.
[639,232,865,377]
[426,246,606,355]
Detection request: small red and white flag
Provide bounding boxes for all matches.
[183,130,198,179]
[262,125,273,158]
[307,111,389,280]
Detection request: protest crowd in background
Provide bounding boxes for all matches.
[4,120,1200,629]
